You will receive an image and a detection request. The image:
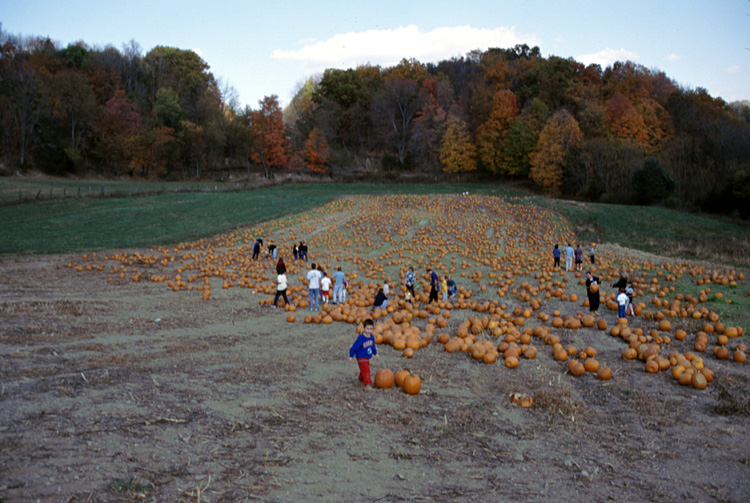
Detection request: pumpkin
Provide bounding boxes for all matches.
[402,373,421,395]
[505,356,519,368]
[691,372,708,390]
[374,369,394,389]
[597,366,612,380]
[286,313,296,323]
[394,370,409,387]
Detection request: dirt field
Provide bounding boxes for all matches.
[2,195,749,503]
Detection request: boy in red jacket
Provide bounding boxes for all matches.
[348,319,379,386]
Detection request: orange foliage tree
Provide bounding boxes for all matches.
[530,110,582,188]
[250,95,288,178]
[604,92,649,149]
[304,127,330,173]
[440,116,476,173]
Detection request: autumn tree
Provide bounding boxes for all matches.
[476,89,518,173]
[250,95,288,178]
[373,77,424,168]
[100,91,142,174]
[604,92,649,149]
[305,127,330,173]
[530,109,582,188]
[440,116,476,173]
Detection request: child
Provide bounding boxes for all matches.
[342,280,348,303]
[441,276,448,301]
[626,281,635,316]
[320,272,331,304]
[349,319,379,386]
[404,289,413,304]
[616,288,629,319]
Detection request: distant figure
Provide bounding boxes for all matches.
[276,256,286,275]
[446,276,457,297]
[331,266,346,304]
[307,263,322,311]
[272,271,289,309]
[564,243,575,272]
[405,266,416,299]
[320,272,331,304]
[553,244,561,268]
[585,271,600,315]
[617,288,628,319]
[252,238,263,260]
[574,244,583,271]
[589,243,596,265]
[373,288,387,309]
[293,243,299,261]
[300,241,308,262]
[626,281,636,316]
[428,267,439,304]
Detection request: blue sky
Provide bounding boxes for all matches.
[3,0,749,108]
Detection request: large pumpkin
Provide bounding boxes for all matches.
[374,369,395,389]
[402,373,421,395]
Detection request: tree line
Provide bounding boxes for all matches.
[2,28,750,217]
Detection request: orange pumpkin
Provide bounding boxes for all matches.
[374,369,395,389]
[402,373,421,395]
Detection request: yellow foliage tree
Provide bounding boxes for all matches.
[440,117,476,173]
[529,110,582,188]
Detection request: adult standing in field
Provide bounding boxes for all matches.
[252,238,263,260]
[276,256,286,275]
[293,243,299,261]
[589,243,596,265]
[331,266,346,304]
[405,266,416,299]
[585,271,601,315]
[300,241,308,262]
[307,262,322,311]
[564,243,575,272]
[427,267,439,304]
[272,270,290,309]
[574,244,583,271]
[553,244,561,268]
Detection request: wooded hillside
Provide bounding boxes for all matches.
[2,31,749,216]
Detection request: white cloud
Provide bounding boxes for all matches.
[192,47,204,57]
[668,53,682,61]
[725,64,740,74]
[577,48,639,68]
[271,24,537,71]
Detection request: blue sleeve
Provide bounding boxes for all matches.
[349,334,364,357]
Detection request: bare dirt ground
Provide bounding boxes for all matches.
[2,196,750,503]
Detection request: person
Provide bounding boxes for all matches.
[611,271,628,290]
[616,288,628,319]
[574,244,583,271]
[383,279,389,297]
[373,288,387,309]
[276,256,286,275]
[272,270,290,308]
[564,243,575,272]
[553,244,561,268]
[589,243,596,265]
[427,267,439,304]
[626,281,636,316]
[585,271,601,315]
[331,266,346,304]
[293,243,299,261]
[405,266,416,299]
[342,279,348,303]
[320,272,332,304]
[441,276,448,301]
[300,241,308,262]
[404,289,413,304]
[348,319,379,386]
[252,238,263,260]
[307,263,322,311]
[446,276,457,297]
[267,243,277,260]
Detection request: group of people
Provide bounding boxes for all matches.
[585,269,635,319]
[254,238,310,263]
[554,243,596,271]
[426,267,457,304]
[305,263,348,311]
